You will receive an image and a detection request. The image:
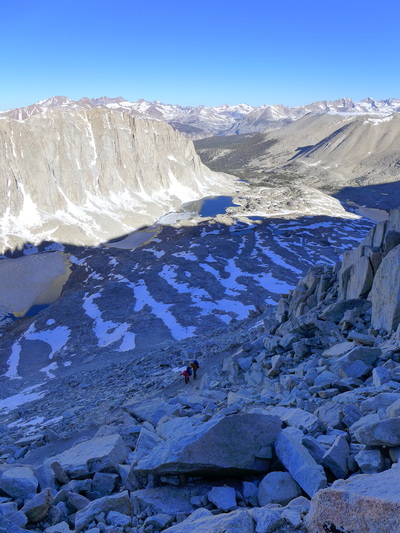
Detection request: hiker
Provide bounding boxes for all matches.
[181,366,191,384]
[190,359,199,379]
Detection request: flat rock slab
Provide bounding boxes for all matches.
[135,413,281,476]
[54,434,129,478]
[306,466,400,533]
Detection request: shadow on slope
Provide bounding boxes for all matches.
[333,181,400,210]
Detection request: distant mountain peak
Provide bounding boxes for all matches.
[1,96,399,139]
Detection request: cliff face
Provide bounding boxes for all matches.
[0,109,232,252]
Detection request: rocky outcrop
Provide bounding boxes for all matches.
[305,466,400,533]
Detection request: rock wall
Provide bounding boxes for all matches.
[0,109,233,252]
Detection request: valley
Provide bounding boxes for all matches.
[0,96,400,533]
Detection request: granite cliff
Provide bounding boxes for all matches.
[0,108,234,252]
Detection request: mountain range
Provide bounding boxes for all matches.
[195,112,400,210]
[2,96,400,139]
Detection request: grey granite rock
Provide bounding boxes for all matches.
[0,466,38,500]
[20,488,53,523]
[54,435,129,478]
[306,466,400,533]
[354,417,400,446]
[207,485,237,511]
[258,471,301,506]
[135,413,281,476]
[74,490,132,533]
[275,428,327,497]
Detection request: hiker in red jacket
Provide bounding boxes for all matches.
[181,367,191,384]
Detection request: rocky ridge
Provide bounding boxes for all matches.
[1,207,400,531]
[2,96,400,139]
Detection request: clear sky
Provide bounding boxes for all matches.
[1,0,399,111]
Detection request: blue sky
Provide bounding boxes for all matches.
[1,0,399,110]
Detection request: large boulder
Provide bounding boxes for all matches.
[354,417,400,447]
[370,243,400,332]
[0,466,38,500]
[274,428,327,497]
[305,466,400,533]
[54,434,129,478]
[135,412,281,476]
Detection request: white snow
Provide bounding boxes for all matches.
[25,323,71,359]
[133,279,196,340]
[83,292,135,350]
[40,361,58,379]
[4,343,22,379]
[0,384,46,414]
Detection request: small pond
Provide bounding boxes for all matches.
[181,196,237,217]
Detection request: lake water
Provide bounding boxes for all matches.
[181,196,237,217]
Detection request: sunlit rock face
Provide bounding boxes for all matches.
[0,108,234,252]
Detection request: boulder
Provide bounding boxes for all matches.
[361,393,400,413]
[106,510,132,527]
[370,244,400,332]
[387,398,400,418]
[321,435,350,479]
[130,487,193,516]
[207,486,236,511]
[164,508,254,533]
[305,466,400,533]
[249,507,286,532]
[354,417,400,446]
[134,427,164,461]
[0,514,30,533]
[143,513,172,530]
[91,472,119,496]
[135,413,281,476]
[321,342,355,358]
[74,490,132,533]
[123,397,178,426]
[54,435,129,478]
[258,471,301,506]
[44,521,72,533]
[319,299,371,323]
[242,481,259,507]
[34,462,58,492]
[372,366,392,386]
[267,406,323,436]
[275,428,327,497]
[354,449,384,474]
[0,466,38,500]
[21,488,53,523]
